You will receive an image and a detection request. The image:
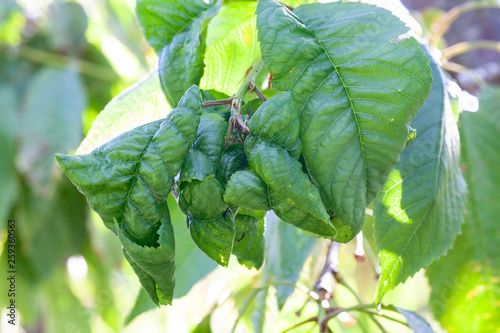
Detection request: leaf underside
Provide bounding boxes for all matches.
[373,43,466,303]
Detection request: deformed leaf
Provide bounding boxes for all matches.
[179,178,227,220]
[373,44,465,303]
[217,142,247,187]
[244,93,335,238]
[426,86,500,333]
[56,86,203,305]
[224,170,271,212]
[257,0,432,241]
[57,86,203,245]
[116,211,175,306]
[192,113,227,172]
[187,209,235,267]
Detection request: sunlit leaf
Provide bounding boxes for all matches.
[200,1,260,96]
[374,43,466,303]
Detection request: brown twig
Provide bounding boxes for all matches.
[202,98,233,108]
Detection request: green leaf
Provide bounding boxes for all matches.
[200,1,261,96]
[373,44,466,303]
[57,86,203,305]
[187,209,235,267]
[192,113,227,172]
[179,149,214,183]
[179,178,227,220]
[137,0,221,105]
[77,69,170,155]
[245,93,335,238]
[217,142,247,187]
[395,307,435,333]
[57,85,203,244]
[117,212,175,306]
[232,211,265,269]
[224,170,271,211]
[426,86,500,333]
[0,86,18,225]
[18,67,87,196]
[124,283,158,325]
[256,0,432,241]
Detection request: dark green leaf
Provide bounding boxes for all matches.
[193,113,227,172]
[18,67,87,196]
[187,209,235,267]
[200,1,260,96]
[232,211,265,269]
[245,93,335,238]
[179,178,227,220]
[241,98,263,116]
[77,69,170,155]
[117,205,175,305]
[395,307,435,333]
[57,86,203,306]
[373,44,466,303]
[57,85,203,244]
[224,170,271,211]
[179,150,214,183]
[426,86,500,333]
[257,0,432,241]
[217,142,247,187]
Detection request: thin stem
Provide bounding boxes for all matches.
[360,310,410,327]
[441,40,500,60]
[362,235,381,278]
[15,45,119,82]
[202,98,233,108]
[248,81,268,102]
[235,58,265,102]
[430,0,500,47]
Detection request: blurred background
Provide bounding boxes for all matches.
[0,0,498,332]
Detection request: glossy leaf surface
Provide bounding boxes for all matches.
[245,93,335,238]
[374,45,466,303]
[426,87,500,333]
[257,0,432,241]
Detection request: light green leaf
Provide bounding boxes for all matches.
[18,67,87,196]
[373,44,466,303]
[136,0,221,105]
[0,86,18,225]
[77,69,170,155]
[395,307,435,333]
[257,0,432,241]
[200,1,261,96]
[426,86,500,333]
[245,93,336,238]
